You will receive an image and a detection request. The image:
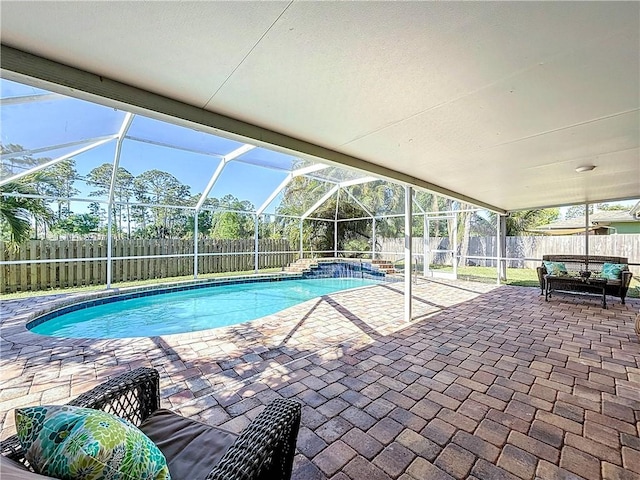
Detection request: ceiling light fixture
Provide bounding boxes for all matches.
[575,165,596,173]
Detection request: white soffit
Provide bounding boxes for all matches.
[0,1,638,212]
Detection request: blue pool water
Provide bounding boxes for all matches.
[30,277,381,339]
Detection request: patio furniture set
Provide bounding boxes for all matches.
[1,367,301,480]
[537,254,633,309]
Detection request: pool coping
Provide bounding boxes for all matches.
[1,269,399,347]
[1,272,301,344]
[25,272,310,331]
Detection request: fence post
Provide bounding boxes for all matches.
[404,186,413,322]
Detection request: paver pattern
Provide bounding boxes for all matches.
[1,278,639,479]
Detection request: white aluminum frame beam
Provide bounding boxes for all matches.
[256,163,329,216]
[301,185,339,220]
[1,135,116,162]
[106,112,134,288]
[338,176,378,188]
[195,144,255,211]
[1,92,63,105]
[0,136,116,186]
[404,185,413,322]
[342,189,374,218]
[256,174,293,216]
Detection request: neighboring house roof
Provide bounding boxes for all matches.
[630,200,640,220]
[530,202,640,235]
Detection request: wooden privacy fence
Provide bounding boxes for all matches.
[379,234,640,275]
[1,238,295,293]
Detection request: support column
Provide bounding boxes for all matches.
[426,217,431,277]
[254,214,259,273]
[299,219,303,259]
[452,210,458,279]
[498,214,507,283]
[423,214,428,276]
[194,213,199,279]
[107,208,113,288]
[334,190,340,257]
[106,113,133,289]
[372,218,376,260]
[404,186,413,322]
[334,219,338,257]
[585,202,590,270]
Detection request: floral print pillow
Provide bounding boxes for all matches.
[543,261,568,276]
[15,405,170,480]
[601,263,626,280]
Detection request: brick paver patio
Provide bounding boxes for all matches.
[1,278,639,479]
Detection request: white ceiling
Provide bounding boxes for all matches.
[1,1,638,213]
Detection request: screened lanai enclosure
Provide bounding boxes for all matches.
[1,78,514,293]
[1,78,639,295]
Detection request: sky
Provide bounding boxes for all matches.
[0,78,311,214]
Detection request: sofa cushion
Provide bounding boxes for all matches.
[14,405,170,480]
[0,456,58,480]
[543,261,568,276]
[139,409,237,480]
[601,263,627,280]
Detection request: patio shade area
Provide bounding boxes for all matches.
[1,279,639,479]
[1,2,638,213]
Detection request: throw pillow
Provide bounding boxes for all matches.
[601,263,626,280]
[543,261,568,276]
[15,405,170,480]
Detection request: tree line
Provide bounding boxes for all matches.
[1,143,566,260]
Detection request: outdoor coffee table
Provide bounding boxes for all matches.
[544,274,608,308]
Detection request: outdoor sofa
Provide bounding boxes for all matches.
[536,254,633,305]
[0,367,301,480]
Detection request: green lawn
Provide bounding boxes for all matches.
[3,265,638,300]
[398,263,640,298]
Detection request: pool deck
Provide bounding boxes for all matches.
[1,278,640,479]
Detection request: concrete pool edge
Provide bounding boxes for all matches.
[25,272,311,333]
[1,272,303,344]
[2,269,399,344]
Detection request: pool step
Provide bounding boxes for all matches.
[371,259,396,274]
[284,258,319,273]
[285,258,396,275]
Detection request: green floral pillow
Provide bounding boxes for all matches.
[15,405,170,480]
[543,261,568,276]
[601,263,626,280]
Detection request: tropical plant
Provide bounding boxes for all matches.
[0,174,54,249]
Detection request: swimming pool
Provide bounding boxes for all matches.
[29,277,382,339]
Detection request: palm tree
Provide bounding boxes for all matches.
[0,174,53,249]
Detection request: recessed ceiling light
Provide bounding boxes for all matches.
[575,165,596,173]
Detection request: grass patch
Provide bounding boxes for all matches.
[397,263,640,298]
[4,264,638,300]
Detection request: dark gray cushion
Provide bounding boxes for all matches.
[139,409,237,480]
[0,456,58,479]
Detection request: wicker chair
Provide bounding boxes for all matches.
[0,367,301,480]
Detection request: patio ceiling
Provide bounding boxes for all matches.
[1,1,638,214]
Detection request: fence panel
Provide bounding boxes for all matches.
[1,238,296,293]
[379,234,640,276]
